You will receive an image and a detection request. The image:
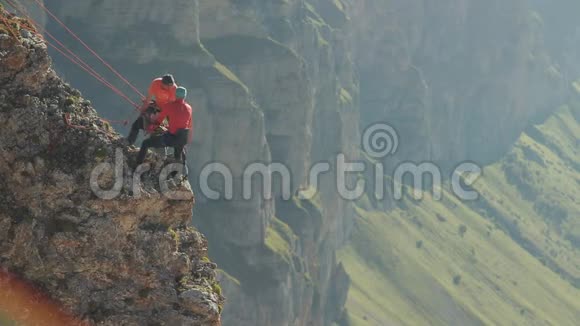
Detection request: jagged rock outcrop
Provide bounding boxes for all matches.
[0,10,223,325]
[16,0,580,325]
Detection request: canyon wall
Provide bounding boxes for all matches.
[346,0,568,171]
[17,0,578,324]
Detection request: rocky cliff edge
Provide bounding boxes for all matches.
[0,9,223,325]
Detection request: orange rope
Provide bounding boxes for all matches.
[3,1,139,140]
[4,0,141,110]
[30,0,145,99]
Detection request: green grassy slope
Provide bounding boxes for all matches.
[339,105,580,325]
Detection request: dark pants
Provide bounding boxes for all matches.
[136,129,190,168]
[127,116,145,145]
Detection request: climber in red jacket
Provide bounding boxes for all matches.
[127,74,178,145]
[135,86,193,168]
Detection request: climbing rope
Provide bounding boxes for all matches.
[4,0,141,112]
[1,2,136,156]
[30,0,145,99]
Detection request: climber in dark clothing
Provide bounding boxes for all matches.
[127,102,161,145]
[135,86,193,168]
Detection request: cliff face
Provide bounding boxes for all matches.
[0,9,222,325]
[346,0,568,170]
[32,0,358,325]
[197,2,358,325]
[19,0,580,325]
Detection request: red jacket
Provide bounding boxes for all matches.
[148,78,177,106]
[156,99,193,135]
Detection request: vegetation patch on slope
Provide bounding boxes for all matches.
[265,217,297,264]
[339,105,580,325]
[203,35,298,66]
